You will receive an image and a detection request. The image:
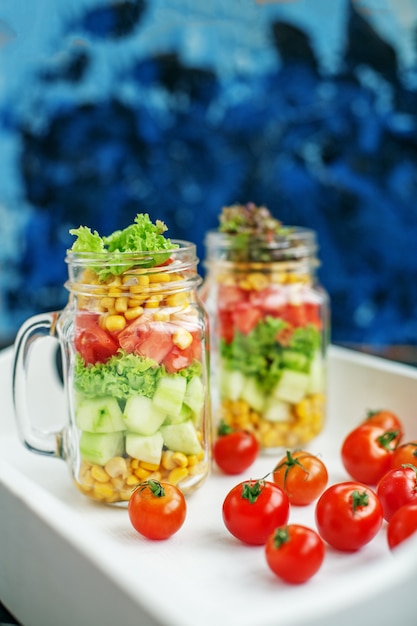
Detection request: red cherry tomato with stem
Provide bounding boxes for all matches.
[213,421,259,475]
[364,409,404,438]
[387,503,417,550]
[128,480,187,540]
[222,478,290,545]
[315,481,383,551]
[390,441,417,469]
[265,524,325,584]
[272,450,328,506]
[376,464,417,522]
[341,424,399,485]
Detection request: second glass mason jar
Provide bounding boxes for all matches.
[13,241,211,503]
[202,224,329,453]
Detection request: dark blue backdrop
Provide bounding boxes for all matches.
[0,0,416,347]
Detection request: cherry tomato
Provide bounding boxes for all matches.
[364,409,404,438]
[222,479,290,545]
[213,422,259,475]
[390,441,417,469]
[265,525,325,584]
[376,464,417,522]
[128,480,187,540]
[387,503,417,550]
[272,450,328,506]
[315,481,383,551]
[341,423,398,485]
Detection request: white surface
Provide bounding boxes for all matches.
[1,343,417,626]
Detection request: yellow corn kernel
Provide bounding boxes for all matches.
[93,482,116,499]
[161,450,176,470]
[171,452,188,468]
[108,286,122,297]
[153,311,170,322]
[115,296,129,313]
[119,488,133,501]
[168,272,183,282]
[79,470,95,489]
[111,476,126,491]
[91,465,111,483]
[134,467,151,480]
[168,467,189,485]
[130,458,139,469]
[149,272,171,283]
[147,471,162,482]
[124,306,143,321]
[172,328,193,350]
[165,292,188,307]
[104,314,127,332]
[104,456,127,478]
[144,295,162,308]
[126,474,141,486]
[140,461,160,472]
[128,296,146,307]
[100,296,116,311]
[247,272,269,291]
[186,454,198,467]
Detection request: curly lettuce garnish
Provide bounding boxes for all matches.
[69,213,178,278]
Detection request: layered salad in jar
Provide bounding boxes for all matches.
[204,203,329,451]
[66,215,209,502]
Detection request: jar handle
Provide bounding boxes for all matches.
[12,312,64,458]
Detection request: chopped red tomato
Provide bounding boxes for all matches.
[218,285,247,310]
[163,335,202,373]
[119,319,174,363]
[232,303,263,335]
[74,312,119,365]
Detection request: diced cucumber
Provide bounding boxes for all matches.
[273,369,310,404]
[183,375,205,420]
[281,349,309,372]
[79,431,124,465]
[123,394,167,435]
[306,351,325,394]
[75,396,125,433]
[164,403,192,425]
[152,375,187,416]
[125,431,164,465]
[263,397,292,422]
[160,421,203,456]
[219,368,245,402]
[240,376,265,413]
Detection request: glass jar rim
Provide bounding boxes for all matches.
[204,227,318,262]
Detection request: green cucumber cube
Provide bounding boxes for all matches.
[219,368,245,402]
[75,396,125,433]
[79,431,124,465]
[281,349,309,372]
[263,398,292,423]
[123,394,167,435]
[240,376,265,412]
[125,431,164,465]
[152,375,187,416]
[160,421,203,456]
[273,369,310,404]
[183,375,205,421]
[164,403,192,425]
[307,352,325,394]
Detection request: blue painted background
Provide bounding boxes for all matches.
[0,0,416,347]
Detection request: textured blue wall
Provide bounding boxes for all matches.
[0,0,416,346]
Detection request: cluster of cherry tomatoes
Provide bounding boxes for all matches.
[215,409,417,583]
[127,409,417,585]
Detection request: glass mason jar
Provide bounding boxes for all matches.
[13,242,211,503]
[202,227,329,453]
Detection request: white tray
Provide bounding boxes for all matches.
[1,343,417,626]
